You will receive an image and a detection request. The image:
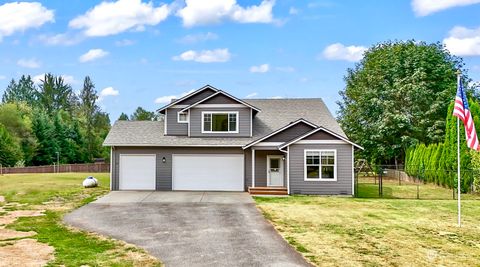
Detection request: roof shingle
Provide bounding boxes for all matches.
[103,98,346,146]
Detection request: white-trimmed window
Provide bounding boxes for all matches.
[177,111,188,123]
[202,111,238,133]
[304,150,337,181]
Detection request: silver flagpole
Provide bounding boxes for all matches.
[457,71,461,227]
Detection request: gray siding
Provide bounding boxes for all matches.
[304,130,338,140]
[289,144,353,195]
[244,148,286,188]
[263,122,314,142]
[166,108,188,136]
[112,147,243,191]
[190,107,252,137]
[175,88,216,105]
[202,94,239,104]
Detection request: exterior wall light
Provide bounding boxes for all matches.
[162,157,166,163]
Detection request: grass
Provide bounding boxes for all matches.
[0,173,162,266]
[255,184,480,266]
[357,177,480,200]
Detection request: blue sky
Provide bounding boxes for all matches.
[1,0,480,121]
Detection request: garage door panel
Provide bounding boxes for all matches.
[173,154,244,191]
[119,154,156,190]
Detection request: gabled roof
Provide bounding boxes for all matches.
[104,98,353,147]
[243,119,317,149]
[156,85,220,113]
[179,90,261,113]
[278,126,364,150]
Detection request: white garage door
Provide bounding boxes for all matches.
[172,154,244,191]
[119,154,156,190]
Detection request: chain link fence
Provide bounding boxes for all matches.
[354,164,480,199]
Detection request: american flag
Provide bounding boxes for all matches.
[453,76,480,150]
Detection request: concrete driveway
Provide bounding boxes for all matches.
[64,191,310,267]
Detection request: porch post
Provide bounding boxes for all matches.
[286,147,290,195]
[252,148,255,188]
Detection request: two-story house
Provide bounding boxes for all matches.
[103,85,362,195]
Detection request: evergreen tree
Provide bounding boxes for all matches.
[79,76,100,161]
[37,73,76,115]
[130,107,154,121]
[31,112,58,165]
[118,112,129,120]
[1,75,37,106]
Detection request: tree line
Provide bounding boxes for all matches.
[0,74,110,167]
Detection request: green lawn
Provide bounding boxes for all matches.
[255,186,480,266]
[357,177,480,200]
[0,173,162,266]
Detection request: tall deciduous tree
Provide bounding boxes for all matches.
[0,123,22,167]
[338,40,467,164]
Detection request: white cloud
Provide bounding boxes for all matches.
[443,26,480,56]
[245,92,258,98]
[33,74,76,85]
[275,66,295,72]
[249,63,270,73]
[115,39,136,46]
[322,43,367,62]
[17,58,41,68]
[0,2,54,41]
[270,96,284,99]
[172,49,231,63]
[37,33,83,46]
[289,7,299,15]
[177,0,275,27]
[69,0,170,37]
[411,0,480,16]
[178,32,218,44]
[155,89,195,104]
[79,49,109,63]
[98,86,119,101]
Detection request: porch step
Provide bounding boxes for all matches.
[248,187,288,195]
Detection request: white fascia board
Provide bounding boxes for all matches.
[156,85,220,113]
[279,127,364,150]
[180,90,261,113]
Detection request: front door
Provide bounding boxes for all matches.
[267,155,284,186]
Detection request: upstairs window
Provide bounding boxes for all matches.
[178,111,188,123]
[202,112,238,133]
[305,150,336,181]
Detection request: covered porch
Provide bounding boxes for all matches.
[246,146,288,195]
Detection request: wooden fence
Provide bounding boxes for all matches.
[0,163,110,174]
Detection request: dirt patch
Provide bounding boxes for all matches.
[0,238,54,267]
[0,229,36,241]
[0,196,5,203]
[0,210,44,226]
